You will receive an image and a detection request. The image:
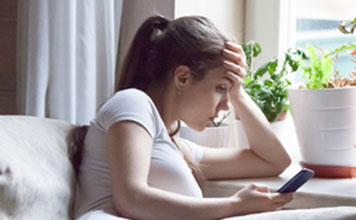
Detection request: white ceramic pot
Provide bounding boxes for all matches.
[234,120,249,149]
[235,119,294,150]
[179,123,231,148]
[288,86,356,176]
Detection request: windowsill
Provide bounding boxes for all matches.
[203,114,356,209]
[203,162,356,209]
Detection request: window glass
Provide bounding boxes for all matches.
[295,0,356,82]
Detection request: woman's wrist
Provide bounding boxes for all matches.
[231,88,249,114]
[225,196,243,217]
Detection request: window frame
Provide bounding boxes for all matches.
[245,0,296,68]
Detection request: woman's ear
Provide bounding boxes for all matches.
[173,65,192,91]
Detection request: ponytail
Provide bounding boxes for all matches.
[67,125,89,177]
[117,15,170,91]
[170,121,205,188]
[172,136,206,188]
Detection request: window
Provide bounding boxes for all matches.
[295,0,356,82]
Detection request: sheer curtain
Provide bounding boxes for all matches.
[16,0,123,125]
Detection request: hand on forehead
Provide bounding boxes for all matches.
[222,41,247,79]
[223,42,247,68]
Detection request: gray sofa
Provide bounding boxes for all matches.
[0,116,355,220]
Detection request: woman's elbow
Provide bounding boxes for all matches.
[274,155,292,176]
[113,196,135,218]
[112,187,144,219]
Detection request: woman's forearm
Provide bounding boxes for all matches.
[116,185,239,220]
[232,89,291,172]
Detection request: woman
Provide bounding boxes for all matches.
[72,15,293,220]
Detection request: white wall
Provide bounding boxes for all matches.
[116,0,246,85]
[175,0,245,43]
[115,0,175,85]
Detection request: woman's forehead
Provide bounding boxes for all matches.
[205,66,231,83]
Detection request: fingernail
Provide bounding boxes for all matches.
[223,60,232,65]
[225,41,234,46]
[223,61,232,69]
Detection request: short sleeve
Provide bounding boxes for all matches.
[95,89,158,138]
[179,138,204,162]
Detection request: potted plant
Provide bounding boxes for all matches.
[288,28,356,178]
[242,41,307,122]
[233,41,307,148]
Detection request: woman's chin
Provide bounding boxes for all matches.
[195,126,206,132]
[185,123,206,132]
[198,122,211,131]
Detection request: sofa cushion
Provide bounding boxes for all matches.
[224,206,356,220]
[0,116,74,220]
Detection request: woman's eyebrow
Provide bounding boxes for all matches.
[222,77,233,87]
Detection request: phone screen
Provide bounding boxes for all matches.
[277,168,314,193]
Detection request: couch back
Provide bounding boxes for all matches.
[0,116,75,220]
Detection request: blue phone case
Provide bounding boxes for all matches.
[277,168,314,193]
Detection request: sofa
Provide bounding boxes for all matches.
[0,116,74,220]
[1,115,356,220]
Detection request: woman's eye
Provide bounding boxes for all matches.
[216,85,227,92]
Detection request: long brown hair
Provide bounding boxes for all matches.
[67,125,88,178]
[117,15,229,186]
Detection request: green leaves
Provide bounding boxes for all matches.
[286,48,307,71]
[298,43,356,89]
[300,44,332,89]
[242,41,306,122]
[243,41,262,78]
[325,43,356,57]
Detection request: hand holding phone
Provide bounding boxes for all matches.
[277,168,314,193]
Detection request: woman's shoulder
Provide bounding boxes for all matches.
[102,88,153,111]
[94,88,159,132]
[112,88,151,102]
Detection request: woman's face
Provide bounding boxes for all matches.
[180,66,232,131]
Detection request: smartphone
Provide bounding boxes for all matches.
[277,168,314,193]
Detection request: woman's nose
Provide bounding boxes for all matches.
[217,97,229,111]
[219,102,229,111]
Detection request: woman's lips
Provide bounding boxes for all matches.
[208,116,217,124]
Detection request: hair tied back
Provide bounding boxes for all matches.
[152,15,170,31]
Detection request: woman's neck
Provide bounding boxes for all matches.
[146,86,178,134]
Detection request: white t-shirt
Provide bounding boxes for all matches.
[74,88,204,219]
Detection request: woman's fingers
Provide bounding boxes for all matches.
[223,48,248,70]
[255,185,270,194]
[223,61,246,79]
[223,41,248,82]
[225,71,243,86]
[233,184,295,214]
[271,192,295,204]
[267,193,294,210]
[225,41,246,59]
